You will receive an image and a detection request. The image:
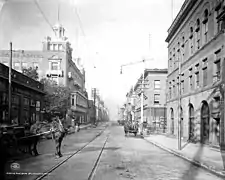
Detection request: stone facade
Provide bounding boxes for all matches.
[166,0,225,147]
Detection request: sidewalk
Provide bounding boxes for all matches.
[144,134,225,178]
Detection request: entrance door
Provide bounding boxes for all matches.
[201,102,210,144]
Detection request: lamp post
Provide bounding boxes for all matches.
[120,58,154,135]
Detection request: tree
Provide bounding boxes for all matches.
[22,67,39,81]
[40,78,72,119]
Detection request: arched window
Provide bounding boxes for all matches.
[189,104,195,140]
[171,108,174,134]
[196,19,201,50]
[202,9,209,44]
[201,101,210,143]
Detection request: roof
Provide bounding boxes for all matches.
[165,0,198,43]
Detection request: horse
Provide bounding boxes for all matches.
[50,117,67,158]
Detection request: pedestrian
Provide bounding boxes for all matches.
[50,116,66,158]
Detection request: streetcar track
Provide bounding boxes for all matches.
[87,134,109,180]
[35,125,108,180]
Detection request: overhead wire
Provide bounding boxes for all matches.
[33,0,55,34]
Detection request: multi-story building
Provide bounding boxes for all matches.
[133,68,167,131]
[0,63,45,126]
[165,0,225,147]
[0,22,89,123]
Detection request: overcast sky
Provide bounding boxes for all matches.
[0,0,184,119]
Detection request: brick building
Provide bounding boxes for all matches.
[165,0,225,147]
[133,69,167,130]
[0,63,45,126]
[0,22,89,124]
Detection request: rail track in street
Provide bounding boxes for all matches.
[34,124,109,180]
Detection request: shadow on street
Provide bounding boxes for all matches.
[181,143,204,180]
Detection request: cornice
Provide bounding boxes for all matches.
[166,0,198,43]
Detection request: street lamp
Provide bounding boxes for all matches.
[120,58,154,135]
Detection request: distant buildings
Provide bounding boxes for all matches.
[165,0,225,147]
[124,68,167,131]
[133,69,167,130]
[0,22,89,124]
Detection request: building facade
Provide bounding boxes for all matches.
[166,0,225,147]
[0,22,89,124]
[133,69,167,131]
[0,63,45,126]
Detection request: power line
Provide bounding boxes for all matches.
[74,7,86,37]
[33,0,55,33]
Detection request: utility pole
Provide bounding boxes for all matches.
[93,88,96,124]
[8,42,12,124]
[140,67,145,135]
[178,52,182,150]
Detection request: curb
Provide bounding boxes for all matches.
[144,137,225,179]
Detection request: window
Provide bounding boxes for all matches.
[171,108,174,134]
[154,94,160,105]
[71,94,75,106]
[215,5,222,34]
[169,87,172,99]
[196,19,201,50]
[49,44,53,51]
[59,44,63,51]
[190,27,194,55]
[203,9,209,44]
[203,67,208,87]
[53,44,57,51]
[214,50,221,82]
[14,62,20,70]
[22,62,28,69]
[154,80,161,89]
[51,62,59,70]
[214,60,221,82]
[33,62,39,69]
[181,80,184,94]
[173,85,176,97]
[51,76,59,84]
[195,71,200,87]
[189,75,193,90]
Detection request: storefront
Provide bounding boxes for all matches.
[0,63,45,126]
[71,91,88,124]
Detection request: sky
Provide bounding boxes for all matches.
[0,0,185,119]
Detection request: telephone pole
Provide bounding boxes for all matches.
[178,52,182,150]
[93,88,96,124]
[8,42,12,124]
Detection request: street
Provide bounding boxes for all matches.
[6,122,223,180]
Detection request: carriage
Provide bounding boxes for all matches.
[124,120,139,136]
